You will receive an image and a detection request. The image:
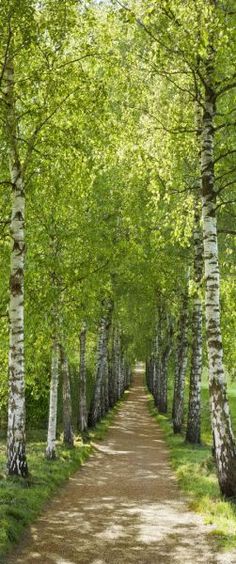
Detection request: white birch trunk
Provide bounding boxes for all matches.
[172,347,179,420]
[61,345,74,447]
[88,315,107,427]
[113,326,121,402]
[186,194,203,444]
[45,338,60,459]
[120,356,125,397]
[78,322,88,433]
[173,283,189,433]
[153,315,161,408]
[4,54,28,476]
[201,45,236,496]
[108,333,114,408]
[159,316,173,414]
[147,356,155,395]
[101,321,110,417]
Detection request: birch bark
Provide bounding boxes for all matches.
[4,53,28,476]
[60,345,74,447]
[186,194,203,443]
[45,338,60,459]
[158,316,173,414]
[173,284,189,433]
[113,326,121,402]
[78,322,88,433]
[153,316,161,408]
[88,312,108,427]
[147,356,155,395]
[201,40,236,495]
[108,334,115,408]
[172,349,179,420]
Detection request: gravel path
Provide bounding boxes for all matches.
[6,371,236,563]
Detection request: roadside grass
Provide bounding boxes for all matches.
[0,391,129,561]
[148,383,236,551]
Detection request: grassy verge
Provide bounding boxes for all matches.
[0,392,129,561]
[148,385,236,551]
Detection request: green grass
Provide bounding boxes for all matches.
[0,392,129,561]
[148,382,236,551]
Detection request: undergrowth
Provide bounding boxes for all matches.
[0,392,129,562]
[148,384,236,552]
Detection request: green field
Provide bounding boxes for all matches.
[148,380,236,551]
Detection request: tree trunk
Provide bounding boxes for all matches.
[186,195,203,444]
[104,365,110,413]
[173,283,189,433]
[120,356,125,397]
[60,345,74,447]
[172,347,179,420]
[45,338,60,459]
[124,360,130,390]
[4,54,28,477]
[159,316,173,414]
[88,305,111,427]
[113,326,121,403]
[153,316,161,408]
[147,357,155,395]
[201,43,236,496]
[78,322,88,434]
[101,317,110,415]
[108,333,115,408]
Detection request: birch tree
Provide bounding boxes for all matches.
[45,338,60,460]
[186,193,203,443]
[4,48,28,476]
[199,2,236,495]
[88,301,113,427]
[61,346,74,448]
[78,322,88,434]
[173,281,189,434]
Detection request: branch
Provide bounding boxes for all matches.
[217,81,236,98]
[217,179,236,193]
[218,228,236,235]
[0,14,12,88]
[0,180,12,187]
[215,120,236,131]
[54,53,97,71]
[215,167,236,182]
[214,149,236,163]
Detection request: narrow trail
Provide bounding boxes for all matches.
[7,371,235,564]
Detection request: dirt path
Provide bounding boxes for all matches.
[6,372,236,564]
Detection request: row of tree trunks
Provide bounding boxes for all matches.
[88,304,131,428]
[172,284,189,434]
[46,337,76,459]
[158,315,173,414]
[44,299,131,461]
[147,270,202,442]
[88,305,112,427]
[147,307,173,415]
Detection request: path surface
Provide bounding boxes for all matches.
[7,372,236,564]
